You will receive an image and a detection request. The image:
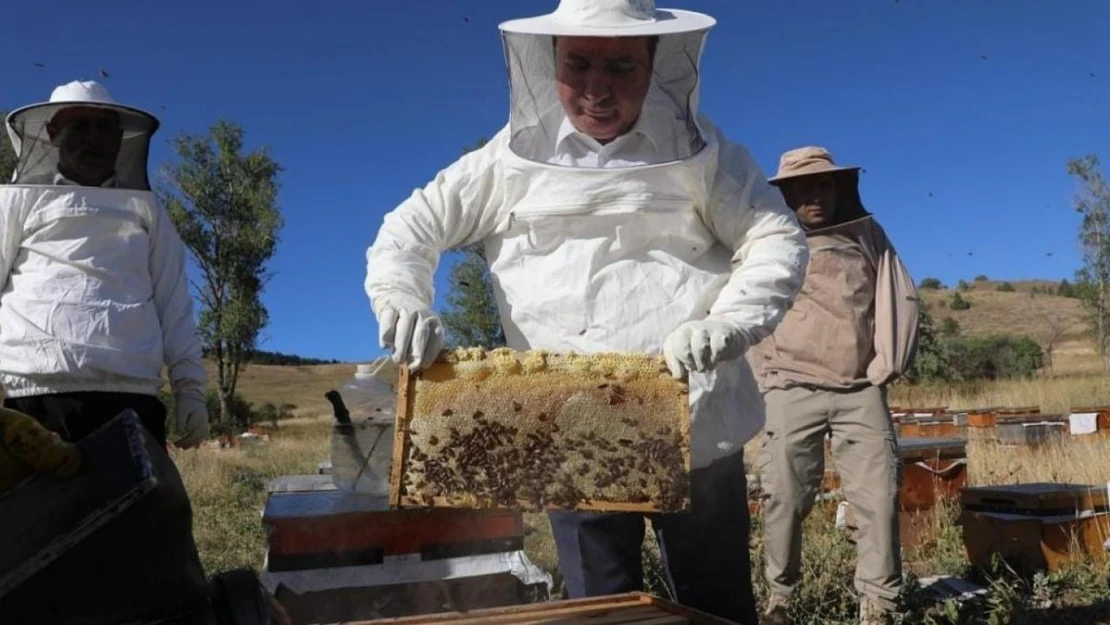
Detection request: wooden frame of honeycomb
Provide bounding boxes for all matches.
[389,347,692,513]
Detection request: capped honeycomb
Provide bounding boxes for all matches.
[391,347,692,513]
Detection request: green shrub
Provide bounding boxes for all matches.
[950,292,971,310]
[919,277,944,290]
[996,282,1016,292]
[905,309,1044,383]
[939,317,961,337]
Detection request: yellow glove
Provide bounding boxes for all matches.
[0,406,82,484]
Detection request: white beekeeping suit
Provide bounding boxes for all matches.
[0,81,209,448]
[365,1,808,471]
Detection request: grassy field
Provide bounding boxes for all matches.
[172,363,1110,625]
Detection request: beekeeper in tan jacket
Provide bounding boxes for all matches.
[749,146,920,625]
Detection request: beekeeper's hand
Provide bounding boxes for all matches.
[0,406,82,479]
[663,319,750,380]
[174,395,209,449]
[376,295,445,371]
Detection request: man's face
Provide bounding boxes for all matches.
[780,173,838,229]
[555,36,654,144]
[48,107,122,186]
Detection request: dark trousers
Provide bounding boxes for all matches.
[548,451,757,625]
[3,391,168,448]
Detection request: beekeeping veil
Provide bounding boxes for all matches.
[498,0,716,164]
[5,80,159,190]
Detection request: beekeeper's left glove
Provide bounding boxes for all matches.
[174,395,209,449]
[663,319,750,380]
[374,294,445,371]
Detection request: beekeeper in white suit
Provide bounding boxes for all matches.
[366,1,808,621]
[0,80,209,450]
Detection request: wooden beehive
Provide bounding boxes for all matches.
[900,437,968,512]
[351,592,738,625]
[391,348,692,513]
[897,413,967,439]
[262,490,525,572]
[959,483,1110,575]
[994,415,1068,447]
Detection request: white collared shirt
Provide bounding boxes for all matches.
[547,105,694,168]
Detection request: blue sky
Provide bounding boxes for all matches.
[2,0,1108,363]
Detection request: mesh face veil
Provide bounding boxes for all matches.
[498,2,715,166]
[5,83,159,191]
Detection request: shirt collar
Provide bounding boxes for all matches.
[53,170,118,188]
[556,108,662,154]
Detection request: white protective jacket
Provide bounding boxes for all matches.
[0,185,207,404]
[365,116,808,470]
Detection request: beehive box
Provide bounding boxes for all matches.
[959,483,1110,575]
[994,416,1068,447]
[390,349,692,513]
[351,592,737,625]
[899,437,968,512]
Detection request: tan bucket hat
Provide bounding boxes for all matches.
[767,146,860,184]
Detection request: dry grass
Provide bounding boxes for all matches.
[967,436,1110,487]
[175,418,330,574]
[889,373,1110,414]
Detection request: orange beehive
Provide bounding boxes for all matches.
[959,483,1110,575]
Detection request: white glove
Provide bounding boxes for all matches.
[174,395,209,449]
[663,319,750,380]
[375,295,445,371]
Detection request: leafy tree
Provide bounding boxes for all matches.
[996,282,1016,292]
[0,112,15,182]
[1068,154,1110,375]
[159,120,283,427]
[919,277,944,290]
[973,275,989,282]
[949,291,971,311]
[440,138,507,349]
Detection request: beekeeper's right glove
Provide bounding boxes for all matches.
[663,318,750,380]
[174,395,210,449]
[374,294,445,371]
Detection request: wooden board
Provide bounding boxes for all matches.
[961,483,1110,515]
[262,491,524,568]
[390,349,692,513]
[348,592,738,625]
[898,437,968,462]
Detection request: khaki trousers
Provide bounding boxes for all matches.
[758,385,902,610]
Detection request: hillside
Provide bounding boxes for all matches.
[203,361,363,418]
[210,279,1100,416]
[919,279,1097,374]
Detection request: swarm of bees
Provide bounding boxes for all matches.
[400,404,689,511]
[397,348,692,512]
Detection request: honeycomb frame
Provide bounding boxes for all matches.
[389,348,692,513]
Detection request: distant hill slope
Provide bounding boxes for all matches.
[918,279,1097,374]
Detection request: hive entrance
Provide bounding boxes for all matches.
[391,348,692,513]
